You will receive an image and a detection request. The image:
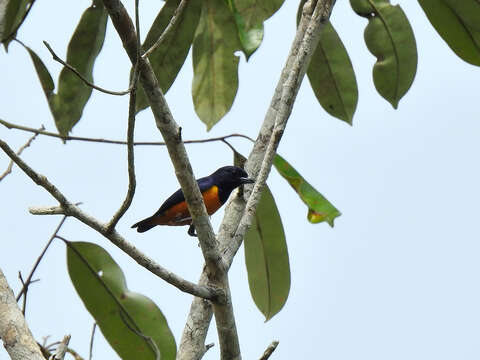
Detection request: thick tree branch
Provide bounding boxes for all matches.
[0,267,45,360]
[100,1,241,358]
[0,138,216,301]
[177,1,337,358]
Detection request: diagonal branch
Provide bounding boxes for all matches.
[16,216,68,302]
[0,138,217,301]
[100,1,241,358]
[42,41,135,96]
[177,1,337,358]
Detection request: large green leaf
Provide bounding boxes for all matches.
[0,0,31,49]
[135,0,202,113]
[192,0,241,130]
[418,0,480,66]
[307,21,358,124]
[48,1,107,136]
[297,0,358,124]
[245,185,290,321]
[227,0,285,59]
[273,154,341,226]
[351,0,417,108]
[67,241,176,360]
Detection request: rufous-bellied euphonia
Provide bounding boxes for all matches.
[131,166,255,236]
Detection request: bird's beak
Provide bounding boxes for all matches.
[240,177,255,184]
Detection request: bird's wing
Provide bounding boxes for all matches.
[153,175,214,216]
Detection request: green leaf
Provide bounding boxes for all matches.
[0,0,31,49]
[230,0,285,59]
[308,21,358,124]
[297,0,358,124]
[418,0,480,66]
[24,46,55,98]
[273,154,341,227]
[67,241,176,360]
[300,11,358,124]
[245,185,290,321]
[351,0,417,108]
[135,0,202,113]
[48,2,108,136]
[192,0,241,130]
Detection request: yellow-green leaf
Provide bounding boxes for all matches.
[67,241,176,360]
[418,0,480,66]
[192,0,241,130]
[273,154,341,227]
[351,0,417,108]
[245,185,290,321]
[136,0,202,113]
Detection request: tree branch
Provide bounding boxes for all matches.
[88,323,96,360]
[177,0,337,358]
[100,1,241,358]
[0,118,253,146]
[16,216,68,302]
[42,40,135,96]
[51,335,71,360]
[0,267,45,360]
[259,341,279,360]
[106,74,138,231]
[0,138,217,301]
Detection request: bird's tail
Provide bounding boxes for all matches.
[131,216,157,233]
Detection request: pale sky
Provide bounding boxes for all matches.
[1,1,480,359]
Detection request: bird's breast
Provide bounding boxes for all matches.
[202,185,222,215]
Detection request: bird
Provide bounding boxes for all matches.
[131,166,255,236]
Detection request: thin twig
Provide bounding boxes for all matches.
[18,272,27,315]
[88,323,96,360]
[119,311,160,360]
[0,0,37,43]
[66,347,84,360]
[0,126,43,181]
[42,41,134,96]
[0,118,254,146]
[106,63,139,231]
[142,0,189,58]
[49,335,70,360]
[259,341,279,360]
[16,216,68,302]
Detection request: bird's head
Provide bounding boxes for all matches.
[212,166,255,188]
